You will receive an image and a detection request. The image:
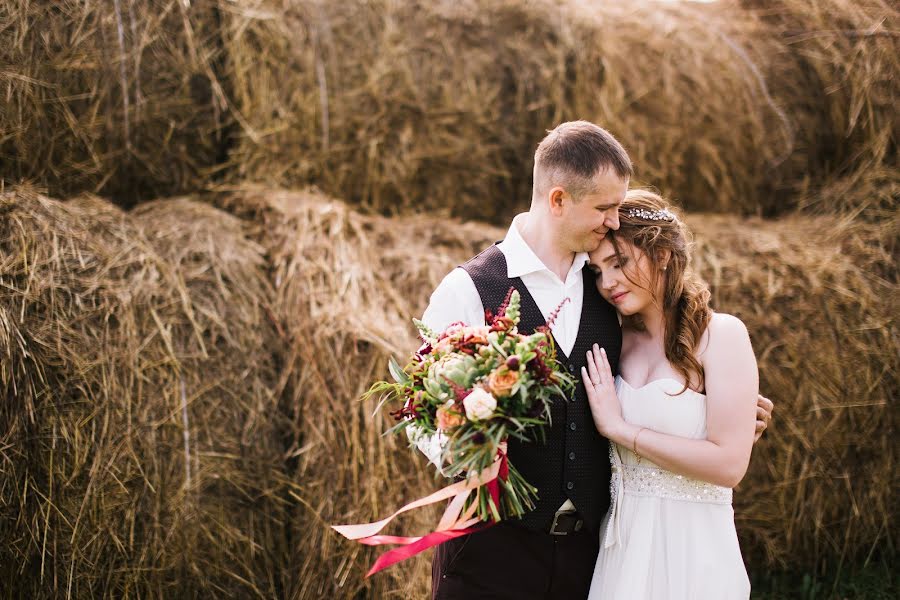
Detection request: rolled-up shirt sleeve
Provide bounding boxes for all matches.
[408,267,486,474]
[421,267,486,332]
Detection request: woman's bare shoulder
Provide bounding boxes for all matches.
[698,312,750,358]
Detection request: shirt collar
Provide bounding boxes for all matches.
[501,213,590,280]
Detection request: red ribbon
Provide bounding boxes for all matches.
[332,448,510,577]
[362,522,496,577]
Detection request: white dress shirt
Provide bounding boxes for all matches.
[412,213,589,512]
[422,213,589,358]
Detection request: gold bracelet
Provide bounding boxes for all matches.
[632,427,646,463]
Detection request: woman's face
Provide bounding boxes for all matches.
[588,237,661,316]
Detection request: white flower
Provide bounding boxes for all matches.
[462,387,497,421]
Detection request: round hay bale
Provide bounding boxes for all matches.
[741,0,899,219]
[213,186,498,598]
[0,188,291,597]
[689,212,898,571]
[0,1,233,205]
[4,0,893,222]
[218,0,794,222]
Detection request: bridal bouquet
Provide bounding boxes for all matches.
[333,288,575,575]
[375,288,575,520]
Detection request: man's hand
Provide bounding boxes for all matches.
[754,394,774,442]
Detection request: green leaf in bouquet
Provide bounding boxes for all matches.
[488,492,501,522]
[388,355,411,385]
[489,336,509,358]
[519,350,537,364]
[384,419,411,438]
[503,416,523,431]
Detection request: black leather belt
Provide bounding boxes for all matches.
[548,510,584,536]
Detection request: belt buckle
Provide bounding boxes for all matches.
[549,510,582,536]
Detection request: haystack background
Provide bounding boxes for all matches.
[2,0,896,220]
[1,0,897,597]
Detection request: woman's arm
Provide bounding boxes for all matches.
[582,314,759,488]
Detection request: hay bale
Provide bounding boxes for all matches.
[4,0,893,221]
[689,213,898,571]
[0,188,291,597]
[213,186,498,598]
[0,1,232,205]
[218,0,795,222]
[741,0,899,219]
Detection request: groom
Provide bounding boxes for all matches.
[418,121,772,599]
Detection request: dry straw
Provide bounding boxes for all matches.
[210,185,499,598]
[0,187,293,597]
[740,0,899,219]
[2,0,895,220]
[218,0,797,220]
[0,1,236,204]
[3,186,894,597]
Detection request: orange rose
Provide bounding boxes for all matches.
[464,325,491,346]
[436,404,466,431]
[487,366,519,398]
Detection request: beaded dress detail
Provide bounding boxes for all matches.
[588,376,750,599]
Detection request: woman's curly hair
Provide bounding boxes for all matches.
[606,189,712,394]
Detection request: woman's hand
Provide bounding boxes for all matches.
[581,343,626,439]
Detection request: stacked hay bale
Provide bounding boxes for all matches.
[0,188,292,597]
[0,0,232,204]
[212,186,500,599]
[218,0,795,220]
[3,0,894,221]
[740,0,899,219]
[689,213,898,570]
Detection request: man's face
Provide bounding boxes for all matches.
[558,170,627,253]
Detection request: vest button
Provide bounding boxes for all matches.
[568,364,577,374]
[569,452,576,461]
[569,422,576,431]
[567,481,575,490]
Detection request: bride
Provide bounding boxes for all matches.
[581,189,754,599]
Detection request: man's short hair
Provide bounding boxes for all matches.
[533,121,633,201]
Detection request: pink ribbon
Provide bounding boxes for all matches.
[332,444,508,577]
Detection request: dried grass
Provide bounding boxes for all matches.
[0,187,292,597]
[740,0,899,219]
[211,185,499,598]
[689,212,898,571]
[1,0,895,221]
[217,0,796,220]
[0,0,233,205]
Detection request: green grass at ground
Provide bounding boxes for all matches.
[751,561,897,599]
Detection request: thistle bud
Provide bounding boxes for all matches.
[506,355,520,370]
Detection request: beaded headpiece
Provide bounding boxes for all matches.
[625,207,676,222]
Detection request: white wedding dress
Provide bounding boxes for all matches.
[588,376,750,600]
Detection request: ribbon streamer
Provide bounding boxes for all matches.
[332,445,509,576]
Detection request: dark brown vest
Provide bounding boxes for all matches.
[461,243,621,533]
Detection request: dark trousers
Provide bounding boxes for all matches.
[431,522,600,599]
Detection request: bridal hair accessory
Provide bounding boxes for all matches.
[625,207,676,222]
